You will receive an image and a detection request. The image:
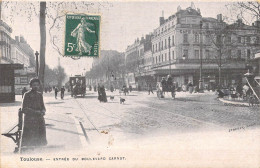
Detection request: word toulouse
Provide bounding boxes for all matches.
[20,157,126,162]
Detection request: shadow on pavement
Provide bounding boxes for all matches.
[47,127,84,136]
[45,118,75,125]
[45,101,64,105]
[0,101,22,107]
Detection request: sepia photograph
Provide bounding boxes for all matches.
[0,0,260,168]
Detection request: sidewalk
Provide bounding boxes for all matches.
[0,93,84,154]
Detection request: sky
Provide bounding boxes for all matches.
[1,1,243,76]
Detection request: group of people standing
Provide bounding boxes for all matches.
[54,86,66,99]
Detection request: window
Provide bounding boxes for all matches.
[226,36,231,43]
[159,55,161,62]
[237,50,241,59]
[169,51,171,60]
[165,53,167,61]
[247,49,251,59]
[227,49,231,59]
[172,35,174,45]
[172,51,175,59]
[165,39,167,49]
[246,37,250,43]
[162,54,164,62]
[162,41,163,50]
[183,34,188,43]
[256,37,259,44]
[195,50,199,59]
[217,35,221,44]
[194,34,199,43]
[238,37,241,43]
[156,56,158,63]
[183,49,188,58]
[206,50,210,59]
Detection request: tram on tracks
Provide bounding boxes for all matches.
[69,75,86,98]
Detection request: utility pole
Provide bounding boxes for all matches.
[199,21,204,93]
[168,36,171,75]
[35,51,39,77]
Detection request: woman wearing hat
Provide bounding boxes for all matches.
[21,78,47,147]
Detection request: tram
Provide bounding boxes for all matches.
[69,75,86,98]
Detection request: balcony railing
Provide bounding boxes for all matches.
[151,58,246,68]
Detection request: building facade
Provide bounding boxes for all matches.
[0,19,12,64]
[125,5,260,90]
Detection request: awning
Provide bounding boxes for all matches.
[0,63,24,70]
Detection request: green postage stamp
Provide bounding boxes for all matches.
[64,14,100,57]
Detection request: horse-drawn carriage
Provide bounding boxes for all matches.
[69,76,86,98]
[156,82,176,99]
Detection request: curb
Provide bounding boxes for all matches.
[218,98,250,107]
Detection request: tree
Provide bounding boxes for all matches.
[226,2,260,25]
[44,65,67,88]
[2,1,112,89]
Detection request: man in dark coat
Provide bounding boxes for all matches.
[60,86,65,99]
[98,83,107,102]
[54,87,59,99]
[161,77,167,92]
[21,78,47,147]
[22,87,27,98]
[148,83,154,95]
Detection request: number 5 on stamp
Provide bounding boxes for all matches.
[64,14,100,57]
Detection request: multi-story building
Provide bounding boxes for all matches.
[11,36,30,67]
[0,20,12,64]
[126,5,260,90]
[11,36,36,94]
[125,34,152,89]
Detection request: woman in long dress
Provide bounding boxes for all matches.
[71,17,95,55]
[21,78,47,147]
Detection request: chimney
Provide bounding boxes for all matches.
[237,18,243,26]
[254,20,260,28]
[15,36,19,42]
[160,17,165,26]
[217,14,222,22]
[20,36,25,43]
[145,34,149,40]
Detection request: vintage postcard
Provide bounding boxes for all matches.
[0,0,260,168]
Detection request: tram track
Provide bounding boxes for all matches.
[72,94,222,140]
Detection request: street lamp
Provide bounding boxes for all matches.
[168,36,171,75]
[35,51,39,77]
[199,21,204,93]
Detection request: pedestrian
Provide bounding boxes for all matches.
[60,86,65,99]
[187,81,193,93]
[161,77,167,94]
[22,87,27,98]
[55,87,59,99]
[21,78,47,147]
[110,85,114,92]
[129,85,132,92]
[98,83,107,102]
[148,83,154,95]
